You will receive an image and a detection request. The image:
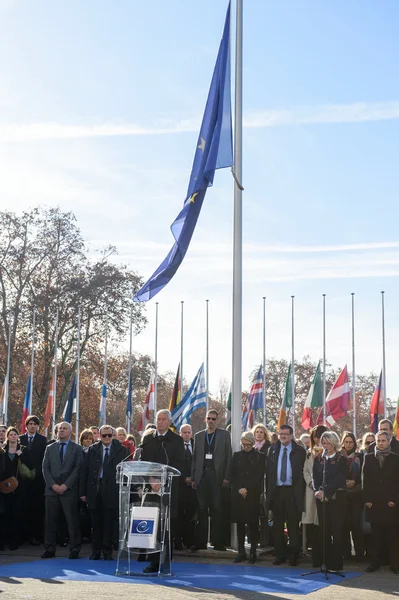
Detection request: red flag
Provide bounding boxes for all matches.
[137,372,155,434]
[370,371,384,434]
[317,366,350,428]
[43,378,54,436]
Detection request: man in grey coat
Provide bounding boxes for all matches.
[191,409,231,551]
[42,421,83,559]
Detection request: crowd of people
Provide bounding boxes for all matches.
[0,410,398,575]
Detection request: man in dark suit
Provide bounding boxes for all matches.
[266,424,306,566]
[20,415,47,545]
[368,419,399,455]
[140,409,185,573]
[42,421,83,559]
[80,424,129,560]
[174,424,196,550]
[191,409,232,551]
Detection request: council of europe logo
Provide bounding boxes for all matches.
[132,519,154,535]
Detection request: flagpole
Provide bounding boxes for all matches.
[30,307,36,414]
[381,291,387,418]
[180,300,184,398]
[4,310,12,426]
[291,296,295,437]
[75,308,81,442]
[206,299,209,412]
[52,309,59,438]
[154,302,159,415]
[231,0,243,455]
[262,296,266,428]
[127,304,133,433]
[103,313,108,423]
[322,294,326,423]
[351,293,356,436]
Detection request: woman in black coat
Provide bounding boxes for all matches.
[0,426,34,550]
[362,430,399,574]
[313,431,347,572]
[340,431,364,561]
[230,431,265,564]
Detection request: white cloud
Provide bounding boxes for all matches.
[0,100,399,142]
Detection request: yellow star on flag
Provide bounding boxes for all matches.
[197,137,206,152]
[189,192,199,204]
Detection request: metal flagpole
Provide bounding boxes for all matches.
[231,0,243,455]
[75,308,81,441]
[351,293,356,436]
[322,294,326,423]
[30,307,36,414]
[381,291,387,418]
[127,305,133,433]
[103,313,108,423]
[4,311,12,426]
[262,297,266,427]
[180,301,184,398]
[154,302,159,415]
[291,296,295,437]
[206,299,209,412]
[52,310,59,438]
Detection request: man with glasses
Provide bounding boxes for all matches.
[80,424,129,560]
[266,424,306,566]
[191,410,232,552]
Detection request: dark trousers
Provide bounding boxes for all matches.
[316,490,347,570]
[176,490,196,547]
[343,491,364,557]
[2,490,24,547]
[271,486,300,559]
[370,522,398,568]
[23,478,45,541]
[45,492,81,553]
[90,485,117,556]
[237,523,258,555]
[307,524,322,565]
[195,469,222,547]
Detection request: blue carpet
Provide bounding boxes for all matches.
[0,559,360,594]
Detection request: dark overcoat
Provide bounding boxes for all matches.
[362,451,399,524]
[230,449,265,524]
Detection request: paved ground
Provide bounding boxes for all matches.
[0,545,397,600]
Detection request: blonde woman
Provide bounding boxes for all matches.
[116,427,135,460]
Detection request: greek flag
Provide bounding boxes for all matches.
[171,363,206,429]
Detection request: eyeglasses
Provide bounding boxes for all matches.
[101,433,113,438]
[242,443,253,448]
[207,417,217,421]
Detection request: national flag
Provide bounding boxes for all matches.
[134,3,233,302]
[301,361,322,430]
[0,379,7,424]
[43,378,54,436]
[171,364,206,430]
[98,382,107,428]
[317,365,350,427]
[63,375,77,424]
[126,368,133,421]
[277,363,293,430]
[370,370,384,434]
[242,367,263,430]
[137,371,155,434]
[168,364,181,413]
[20,374,32,434]
[393,396,399,440]
[225,387,231,428]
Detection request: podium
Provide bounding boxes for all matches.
[115,461,181,577]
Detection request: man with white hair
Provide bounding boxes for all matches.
[42,421,83,559]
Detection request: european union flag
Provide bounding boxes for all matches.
[134,3,233,302]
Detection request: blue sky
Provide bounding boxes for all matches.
[1,0,399,407]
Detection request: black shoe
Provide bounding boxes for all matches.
[69,551,79,559]
[103,554,113,561]
[174,541,183,551]
[42,550,55,559]
[234,552,247,563]
[248,554,257,565]
[273,557,286,565]
[213,545,226,551]
[365,564,380,573]
[90,553,101,560]
[289,557,298,567]
[143,563,159,574]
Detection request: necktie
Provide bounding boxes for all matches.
[103,447,109,478]
[59,442,66,465]
[28,436,33,449]
[280,447,288,484]
[185,443,191,456]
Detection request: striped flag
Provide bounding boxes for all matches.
[63,375,77,424]
[138,371,155,434]
[21,374,32,434]
[0,380,7,424]
[168,364,181,427]
[225,387,231,428]
[277,363,292,430]
[242,366,263,430]
[98,382,107,427]
[43,378,54,436]
[393,396,399,440]
[370,370,384,434]
[301,361,322,430]
[318,365,350,428]
[171,363,206,430]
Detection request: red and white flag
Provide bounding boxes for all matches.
[317,365,350,427]
[137,371,155,434]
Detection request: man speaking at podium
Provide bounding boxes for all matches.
[140,409,185,573]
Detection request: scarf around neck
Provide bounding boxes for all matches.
[375,445,391,467]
